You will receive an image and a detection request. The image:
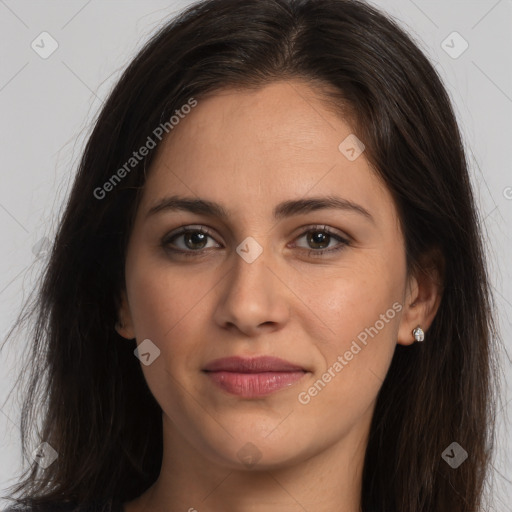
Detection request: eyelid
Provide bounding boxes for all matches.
[164,224,218,237]
[290,224,351,244]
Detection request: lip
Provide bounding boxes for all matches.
[203,356,306,373]
[203,356,308,398]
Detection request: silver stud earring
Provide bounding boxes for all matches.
[412,326,425,342]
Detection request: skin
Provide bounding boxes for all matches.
[117,80,442,512]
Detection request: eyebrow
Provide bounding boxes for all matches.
[145,195,374,224]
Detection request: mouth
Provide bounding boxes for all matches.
[202,356,308,398]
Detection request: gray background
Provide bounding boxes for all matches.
[0,0,511,509]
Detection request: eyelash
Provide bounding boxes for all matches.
[161,225,350,258]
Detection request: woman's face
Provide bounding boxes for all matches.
[118,80,427,470]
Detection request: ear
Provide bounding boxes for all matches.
[115,289,136,340]
[397,247,444,346]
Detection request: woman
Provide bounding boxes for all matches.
[1,0,499,511]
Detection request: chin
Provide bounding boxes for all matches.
[198,427,314,471]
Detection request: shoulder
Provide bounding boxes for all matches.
[2,505,77,512]
[2,501,120,512]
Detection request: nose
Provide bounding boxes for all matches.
[213,244,290,337]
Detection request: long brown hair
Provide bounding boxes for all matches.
[2,1,499,510]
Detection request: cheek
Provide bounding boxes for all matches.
[293,248,404,339]
[124,258,212,414]
[125,254,221,400]
[292,253,404,404]
[126,255,212,340]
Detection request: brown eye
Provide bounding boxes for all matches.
[162,226,221,255]
[294,226,350,256]
[181,231,208,250]
[306,231,331,249]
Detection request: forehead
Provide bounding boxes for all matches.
[140,80,395,223]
